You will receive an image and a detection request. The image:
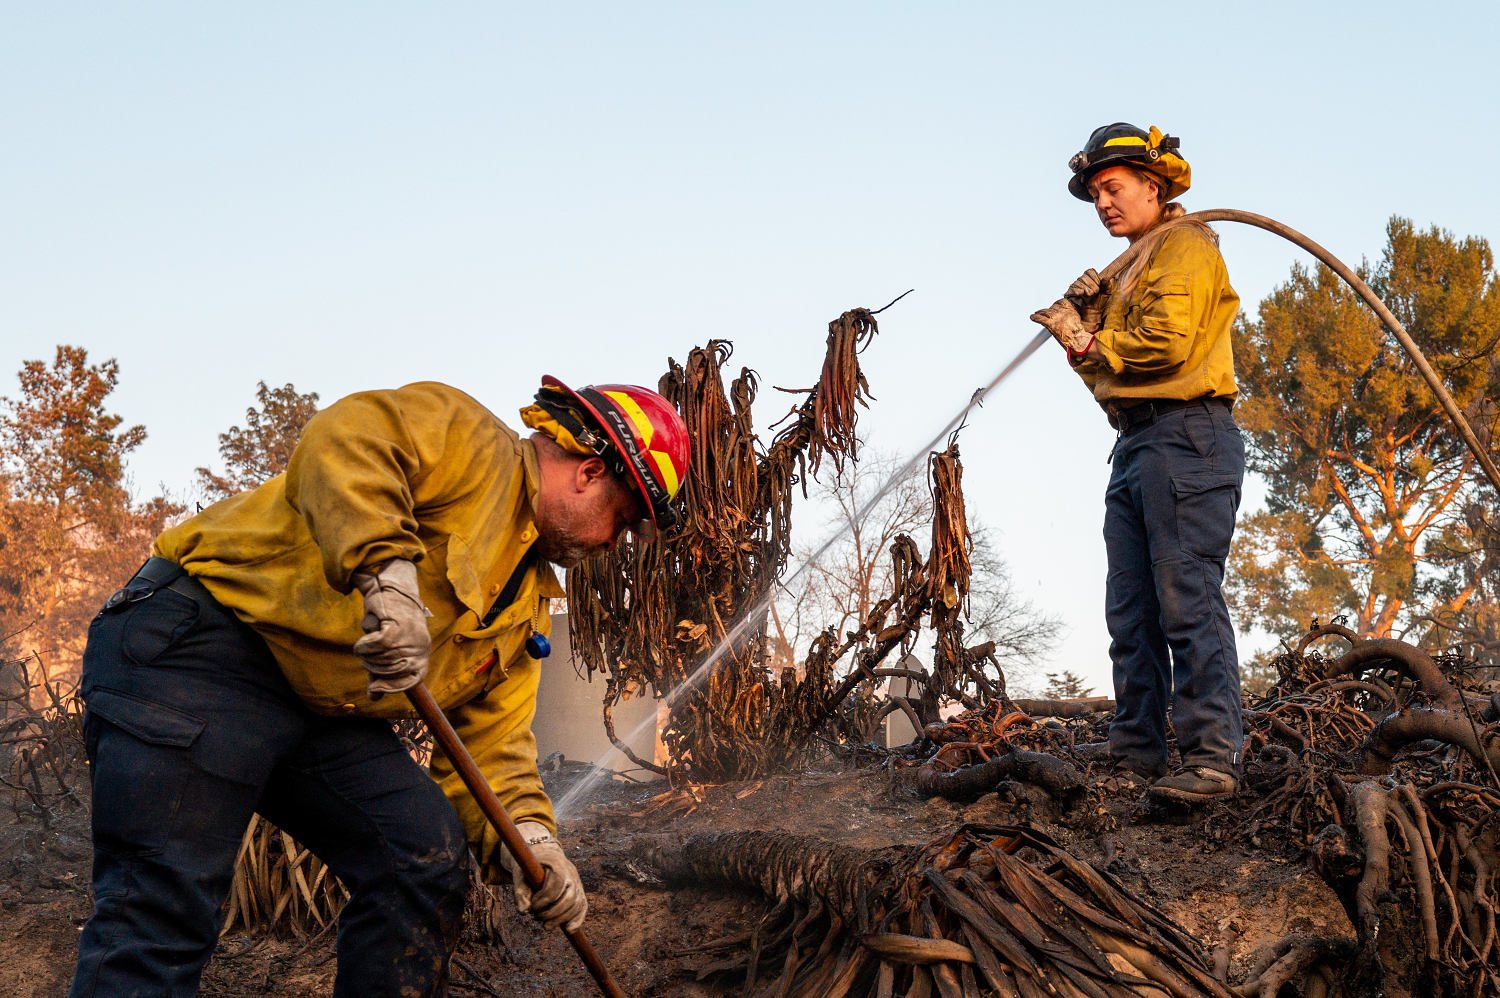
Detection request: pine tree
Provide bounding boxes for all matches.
[1228,218,1500,664]
[195,381,320,501]
[1041,670,1093,700]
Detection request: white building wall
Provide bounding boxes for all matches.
[532,613,661,774]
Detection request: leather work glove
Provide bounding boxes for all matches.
[351,558,433,698]
[1065,268,1101,300]
[501,821,588,932]
[1064,268,1105,328]
[1029,299,1095,355]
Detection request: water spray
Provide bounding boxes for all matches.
[555,307,1049,816]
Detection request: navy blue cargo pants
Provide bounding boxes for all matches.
[1103,398,1245,778]
[69,565,469,998]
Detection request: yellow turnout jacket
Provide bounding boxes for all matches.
[1072,223,1240,415]
[155,381,564,872]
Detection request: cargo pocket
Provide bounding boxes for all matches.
[83,688,206,856]
[85,687,205,747]
[120,589,200,666]
[1171,472,1242,562]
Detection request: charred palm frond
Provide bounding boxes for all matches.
[221,815,349,939]
[568,326,875,780]
[568,313,995,781]
[815,442,993,746]
[926,444,970,639]
[639,823,1234,998]
[804,307,879,479]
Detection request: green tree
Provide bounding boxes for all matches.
[195,381,320,501]
[0,347,181,681]
[1042,670,1094,700]
[1228,218,1500,658]
[1424,408,1500,672]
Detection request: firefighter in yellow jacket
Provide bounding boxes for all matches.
[1030,123,1246,807]
[69,377,689,998]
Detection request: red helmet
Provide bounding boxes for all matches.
[535,376,690,535]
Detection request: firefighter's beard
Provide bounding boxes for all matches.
[536,529,598,569]
[535,491,620,568]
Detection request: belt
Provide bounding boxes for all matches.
[102,556,216,613]
[1111,395,1231,434]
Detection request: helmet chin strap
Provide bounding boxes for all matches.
[534,391,609,456]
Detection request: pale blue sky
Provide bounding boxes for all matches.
[5,2,1498,694]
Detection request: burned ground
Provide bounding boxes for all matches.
[7,626,1498,997]
[3,740,1352,998]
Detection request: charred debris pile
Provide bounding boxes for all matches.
[625,625,1500,997]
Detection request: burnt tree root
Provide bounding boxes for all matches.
[1357,707,1500,777]
[1323,639,1463,711]
[1305,779,1500,996]
[1233,934,1357,998]
[1293,623,1463,712]
[914,749,1085,803]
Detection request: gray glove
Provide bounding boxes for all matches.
[1065,268,1104,328]
[351,559,432,697]
[1029,299,1095,354]
[502,821,588,932]
[1065,268,1101,300]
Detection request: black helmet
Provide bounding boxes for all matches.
[1066,122,1190,202]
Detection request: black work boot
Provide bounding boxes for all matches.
[1147,766,1237,805]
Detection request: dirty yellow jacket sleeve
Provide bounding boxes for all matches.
[282,388,427,592]
[1073,224,1239,409]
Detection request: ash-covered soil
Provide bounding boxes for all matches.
[2,749,1350,997]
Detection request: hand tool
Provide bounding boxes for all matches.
[406,681,627,998]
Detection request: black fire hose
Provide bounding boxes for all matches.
[406,682,628,998]
[1045,207,1500,494]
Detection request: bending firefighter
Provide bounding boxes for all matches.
[1029,123,1245,805]
[69,377,689,997]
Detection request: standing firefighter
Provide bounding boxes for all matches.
[1029,123,1245,805]
[69,377,688,997]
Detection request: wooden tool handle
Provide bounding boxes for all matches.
[406,682,627,998]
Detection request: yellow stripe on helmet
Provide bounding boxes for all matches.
[1102,136,1148,148]
[604,390,655,447]
[647,448,680,497]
